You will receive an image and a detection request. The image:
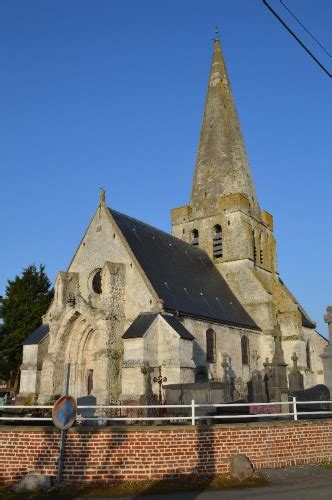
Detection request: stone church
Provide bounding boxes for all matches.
[20,39,326,404]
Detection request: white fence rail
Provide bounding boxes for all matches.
[0,399,332,425]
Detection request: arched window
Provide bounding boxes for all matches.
[241,336,249,365]
[191,229,199,246]
[91,269,102,294]
[213,225,223,258]
[206,329,216,363]
[306,341,311,371]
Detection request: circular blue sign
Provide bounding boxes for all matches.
[52,396,77,430]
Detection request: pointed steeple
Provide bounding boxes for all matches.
[190,39,260,219]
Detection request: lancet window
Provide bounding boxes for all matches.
[206,329,216,363]
[241,335,249,365]
[306,341,312,371]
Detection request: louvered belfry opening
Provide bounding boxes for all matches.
[213,225,222,258]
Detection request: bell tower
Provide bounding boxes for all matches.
[172,38,276,275]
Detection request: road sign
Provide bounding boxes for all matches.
[52,395,77,430]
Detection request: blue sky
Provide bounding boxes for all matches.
[0,1,331,336]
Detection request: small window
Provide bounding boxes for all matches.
[191,229,199,246]
[91,269,102,294]
[213,225,222,258]
[241,336,249,365]
[87,369,94,395]
[306,341,311,371]
[206,329,216,363]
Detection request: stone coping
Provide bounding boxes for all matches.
[0,418,331,433]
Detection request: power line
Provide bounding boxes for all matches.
[262,0,331,77]
[280,0,331,57]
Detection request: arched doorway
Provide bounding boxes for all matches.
[61,315,98,399]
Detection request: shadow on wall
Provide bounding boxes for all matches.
[32,430,59,480]
[54,426,218,497]
[62,428,128,483]
[133,427,217,499]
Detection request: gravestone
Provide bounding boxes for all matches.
[269,325,288,401]
[140,362,158,417]
[164,381,225,405]
[248,370,265,403]
[221,353,231,403]
[288,352,304,392]
[76,395,97,425]
[293,384,330,418]
[233,377,248,401]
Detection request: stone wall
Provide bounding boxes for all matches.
[1,420,332,485]
[182,317,260,382]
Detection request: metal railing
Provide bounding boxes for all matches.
[0,398,332,425]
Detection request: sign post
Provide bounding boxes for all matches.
[52,364,76,485]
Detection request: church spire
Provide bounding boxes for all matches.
[190,38,260,219]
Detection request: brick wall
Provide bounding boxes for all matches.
[1,420,332,485]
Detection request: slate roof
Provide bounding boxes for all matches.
[161,314,195,340]
[22,324,49,345]
[122,313,195,340]
[278,277,316,329]
[299,308,316,329]
[110,209,260,331]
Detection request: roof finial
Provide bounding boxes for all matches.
[214,26,220,42]
[99,187,106,205]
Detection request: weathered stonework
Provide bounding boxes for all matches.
[172,39,326,388]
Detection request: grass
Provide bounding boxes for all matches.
[318,461,332,469]
[0,473,269,498]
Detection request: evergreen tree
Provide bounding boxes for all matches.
[0,264,53,389]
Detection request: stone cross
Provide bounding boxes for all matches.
[252,351,260,370]
[263,358,270,370]
[153,365,167,405]
[322,306,332,395]
[288,351,304,392]
[99,187,106,204]
[324,306,332,343]
[221,353,228,382]
[141,362,155,406]
[221,353,231,402]
[291,352,299,372]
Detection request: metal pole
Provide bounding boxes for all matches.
[56,363,71,485]
[293,396,298,421]
[191,399,195,426]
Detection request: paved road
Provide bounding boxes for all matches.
[111,483,332,499]
[44,465,332,499]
